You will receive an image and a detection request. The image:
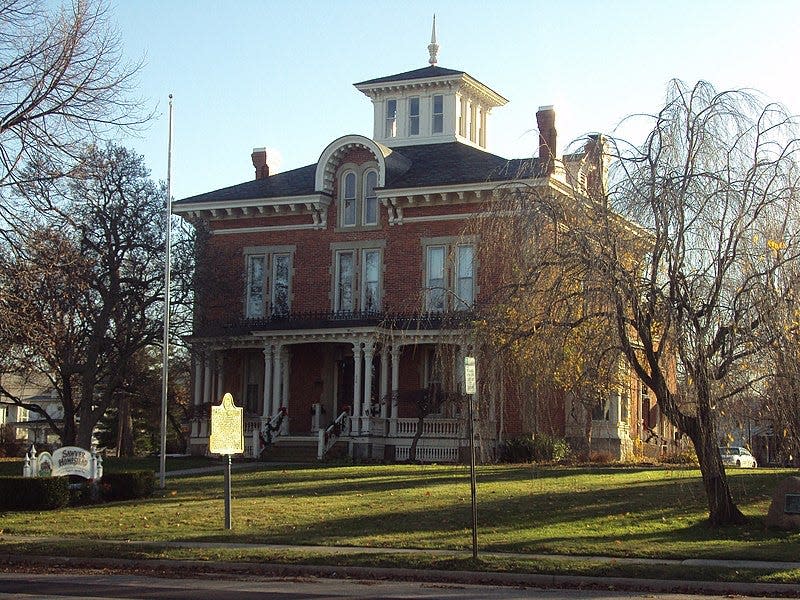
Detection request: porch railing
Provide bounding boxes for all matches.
[394,417,462,439]
[317,411,350,459]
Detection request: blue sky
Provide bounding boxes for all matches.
[110,0,800,201]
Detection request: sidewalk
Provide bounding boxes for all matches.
[2,535,799,597]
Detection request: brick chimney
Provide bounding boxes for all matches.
[536,106,557,175]
[251,147,269,180]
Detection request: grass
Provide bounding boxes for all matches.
[0,455,223,477]
[1,463,799,583]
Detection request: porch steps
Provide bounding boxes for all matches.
[259,436,346,463]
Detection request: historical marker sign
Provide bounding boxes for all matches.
[210,393,244,455]
[464,356,477,395]
[785,493,800,515]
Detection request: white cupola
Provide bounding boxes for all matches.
[353,18,508,150]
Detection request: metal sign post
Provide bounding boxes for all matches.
[464,356,478,559]
[210,393,244,530]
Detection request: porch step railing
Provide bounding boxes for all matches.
[249,408,288,459]
[317,411,350,459]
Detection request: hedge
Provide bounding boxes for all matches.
[0,476,70,510]
[101,470,154,501]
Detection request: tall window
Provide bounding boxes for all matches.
[342,171,357,226]
[426,246,446,312]
[459,97,467,136]
[362,249,381,312]
[336,251,355,312]
[385,99,397,138]
[246,255,266,318]
[454,245,474,310]
[469,103,477,142]
[408,97,420,136]
[363,170,378,226]
[432,94,443,134]
[271,254,291,316]
[423,241,476,312]
[334,246,383,313]
[245,249,293,318]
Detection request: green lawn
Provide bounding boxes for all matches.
[2,463,798,564]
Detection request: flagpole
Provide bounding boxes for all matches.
[159,94,174,489]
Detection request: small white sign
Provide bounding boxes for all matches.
[464,356,477,395]
[51,446,92,478]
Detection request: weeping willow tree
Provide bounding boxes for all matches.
[477,80,800,526]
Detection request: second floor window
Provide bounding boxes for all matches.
[424,241,476,312]
[334,247,383,313]
[245,250,293,318]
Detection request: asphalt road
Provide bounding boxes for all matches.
[0,573,794,600]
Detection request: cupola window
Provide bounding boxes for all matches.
[432,94,444,134]
[408,97,420,136]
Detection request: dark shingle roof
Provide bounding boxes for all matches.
[174,164,317,205]
[175,142,541,206]
[354,66,466,86]
[383,143,539,189]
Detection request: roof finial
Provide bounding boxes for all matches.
[428,14,439,66]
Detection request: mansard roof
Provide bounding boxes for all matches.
[174,142,542,206]
[354,65,466,86]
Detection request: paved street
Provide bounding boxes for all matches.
[0,573,794,600]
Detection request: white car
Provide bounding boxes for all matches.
[719,446,757,468]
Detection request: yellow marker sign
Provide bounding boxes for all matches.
[210,393,244,455]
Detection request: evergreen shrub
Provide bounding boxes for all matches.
[0,476,69,510]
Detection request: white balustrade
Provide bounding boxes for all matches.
[393,418,461,438]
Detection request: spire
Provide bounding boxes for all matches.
[428,14,439,66]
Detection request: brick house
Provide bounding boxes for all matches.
[174,41,677,462]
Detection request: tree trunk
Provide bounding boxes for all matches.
[408,415,425,462]
[116,396,134,456]
[687,377,746,526]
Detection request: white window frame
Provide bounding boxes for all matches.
[385,98,397,138]
[408,96,420,136]
[341,171,357,227]
[454,244,475,310]
[422,239,477,313]
[244,246,295,319]
[362,170,378,226]
[335,250,356,313]
[360,248,382,312]
[270,253,292,316]
[425,245,446,313]
[432,94,444,134]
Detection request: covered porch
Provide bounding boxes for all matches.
[188,324,492,462]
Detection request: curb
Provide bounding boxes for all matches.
[2,554,799,598]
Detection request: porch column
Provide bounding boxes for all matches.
[379,346,389,419]
[389,344,400,435]
[192,353,203,437]
[352,341,363,435]
[215,353,225,400]
[262,345,273,418]
[363,341,374,418]
[271,343,283,415]
[202,352,213,437]
[281,347,291,434]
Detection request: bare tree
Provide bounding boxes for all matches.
[0,144,171,448]
[0,0,144,231]
[481,81,800,525]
